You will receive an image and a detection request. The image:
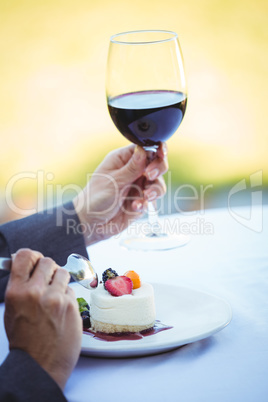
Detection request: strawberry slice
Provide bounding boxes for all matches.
[105,275,133,297]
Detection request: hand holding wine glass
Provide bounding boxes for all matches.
[106,30,189,250]
[73,143,168,246]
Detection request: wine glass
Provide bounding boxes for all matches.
[106,30,190,250]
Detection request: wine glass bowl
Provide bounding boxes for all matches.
[106,30,189,250]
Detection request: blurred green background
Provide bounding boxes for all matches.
[0,0,267,223]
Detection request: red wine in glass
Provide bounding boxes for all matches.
[108,90,187,148]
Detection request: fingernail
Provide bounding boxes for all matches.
[146,191,157,201]
[134,201,143,211]
[134,146,144,162]
[147,168,159,181]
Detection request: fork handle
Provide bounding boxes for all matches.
[0,258,12,271]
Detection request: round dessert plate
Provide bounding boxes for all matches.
[71,283,232,358]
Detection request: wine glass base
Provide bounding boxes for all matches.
[120,232,190,251]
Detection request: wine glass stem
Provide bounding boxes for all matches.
[144,147,162,237]
[147,201,162,236]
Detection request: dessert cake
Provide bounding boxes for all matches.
[79,269,156,334]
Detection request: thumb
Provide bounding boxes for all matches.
[119,146,147,182]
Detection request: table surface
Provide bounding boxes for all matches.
[1,205,267,402]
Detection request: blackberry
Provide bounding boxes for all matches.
[81,310,90,317]
[102,268,118,288]
[81,310,91,329]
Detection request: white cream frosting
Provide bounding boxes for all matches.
[90,282,156,326]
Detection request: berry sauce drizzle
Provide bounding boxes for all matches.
[83,320,173,342]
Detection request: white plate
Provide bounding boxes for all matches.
[71,283,232,358]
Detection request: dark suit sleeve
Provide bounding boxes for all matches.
[0,201,88,301]
[0,349,67,401]
[0,202,87,400]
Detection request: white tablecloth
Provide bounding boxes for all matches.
[1,205,267,401]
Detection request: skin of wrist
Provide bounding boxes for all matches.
[42,362,70,391]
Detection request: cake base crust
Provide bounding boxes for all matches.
[90,318,155,334]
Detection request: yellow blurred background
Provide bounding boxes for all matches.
[0,0,267,222]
